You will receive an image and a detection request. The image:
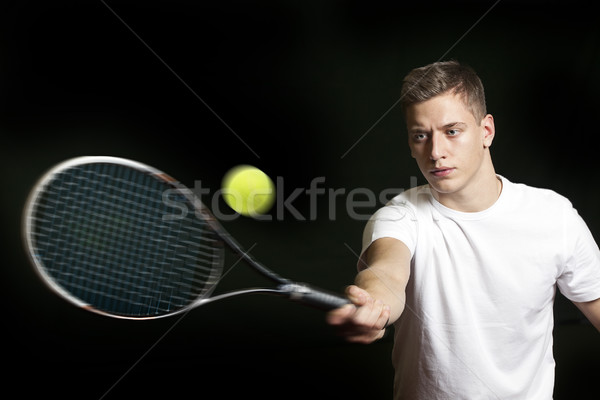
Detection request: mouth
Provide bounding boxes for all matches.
[429,167,455,178]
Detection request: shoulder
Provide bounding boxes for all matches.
[386,185,433,208]
[361,186,427,258]
[501,176,573,210]
[371,185,432,220]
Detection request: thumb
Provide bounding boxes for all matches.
[345,285,370,306]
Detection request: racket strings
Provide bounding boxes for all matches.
[29,163,223,317]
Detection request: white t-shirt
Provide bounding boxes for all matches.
[361,176,600,400]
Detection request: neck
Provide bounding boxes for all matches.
[432,155,502,213]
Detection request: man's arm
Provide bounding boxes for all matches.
[326,237,411,343]
[573,298,600,332]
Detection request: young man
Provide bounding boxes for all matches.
[327,61,600,399]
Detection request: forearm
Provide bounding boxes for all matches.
[327,238,411,343]
[354,264,408,324]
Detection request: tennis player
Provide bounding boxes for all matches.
[327,60,600,399]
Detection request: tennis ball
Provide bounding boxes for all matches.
[221,165,275,216]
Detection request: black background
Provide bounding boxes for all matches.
[1,1,599,398]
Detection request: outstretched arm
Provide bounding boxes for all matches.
[573,297,600,332]
[327,237,411,344]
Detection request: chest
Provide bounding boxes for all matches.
[410,214,563,323]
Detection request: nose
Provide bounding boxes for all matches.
[429,133,446,161]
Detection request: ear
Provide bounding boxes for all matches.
[481,114,495,148]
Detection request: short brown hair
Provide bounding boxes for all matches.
[400,60,487,122]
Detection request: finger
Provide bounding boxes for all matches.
[325,303,356,326]
[353,297,385,328]
[346,327,386,344]
[377,305,391,330]
[334,302,390,344]
[345,285,370,306]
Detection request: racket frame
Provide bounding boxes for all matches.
[23,156,347,320]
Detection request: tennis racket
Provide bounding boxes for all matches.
[23,156,349,320]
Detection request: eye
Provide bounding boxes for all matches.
[412,133,428,142]
[447,129,460,136]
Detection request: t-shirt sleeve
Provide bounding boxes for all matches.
[360,203,418,260]
[556,207,600,302]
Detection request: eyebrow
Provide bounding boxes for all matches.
[408,122,468,134]
[442,122,467,130]
[408,127,429,134]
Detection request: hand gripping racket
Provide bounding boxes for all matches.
[23,156,349,320]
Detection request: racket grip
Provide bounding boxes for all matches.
[281,283,350,311]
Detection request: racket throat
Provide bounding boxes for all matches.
[278,283,312,300]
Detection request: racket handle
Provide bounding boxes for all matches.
[280,283,350,311]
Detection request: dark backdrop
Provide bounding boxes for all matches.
[1,1,599,399]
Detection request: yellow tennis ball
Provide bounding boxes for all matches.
[221,165,275,216]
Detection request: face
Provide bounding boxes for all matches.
[406,92,495,198]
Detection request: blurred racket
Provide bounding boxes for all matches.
[23,156,348,320]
